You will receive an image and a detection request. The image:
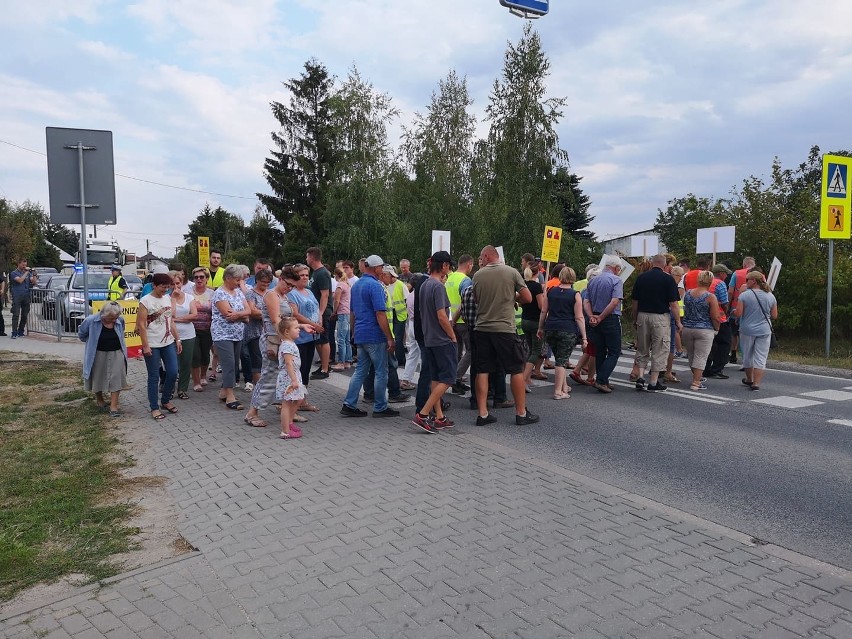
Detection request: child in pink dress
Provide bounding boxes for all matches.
[276,317,305,439]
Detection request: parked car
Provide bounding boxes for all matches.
[124,274,143,295]
[58,271,113,331]
[40,275,70,321]
[32,267,59,289]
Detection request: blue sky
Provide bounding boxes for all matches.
[1,0,850,258]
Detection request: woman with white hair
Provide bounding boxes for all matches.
[78,301,128,417]
[211,264,251,409]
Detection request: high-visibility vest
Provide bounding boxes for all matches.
[515,304,524,335]
[445,271,469,324]
[383,285,395,339]
[209,267,224,289]
[729,267,748,307]
[390,279,408,322]
[107,275,125,300]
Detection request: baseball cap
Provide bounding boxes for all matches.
[382,264,398,277]
[430,250,455,267]
[364,255,384,267]
[711,263,732,275]
[111,264,121,271]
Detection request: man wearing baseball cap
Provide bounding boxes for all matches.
[340,255,399,418]
[412,251,457,433]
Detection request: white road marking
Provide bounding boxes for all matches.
[828,419,852,427]
[752,396,824,409]
[800,390,852,401]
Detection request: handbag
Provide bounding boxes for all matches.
[750,290,777,349]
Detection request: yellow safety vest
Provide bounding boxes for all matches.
[209,267,224,289]
[445,271,469,324]
[383,285,395,339]
[108,275,125,300]
[390,279,408,322]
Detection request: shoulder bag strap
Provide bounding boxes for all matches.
[750,289,773,330]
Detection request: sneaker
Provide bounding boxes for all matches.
[10,332,18,339]
[340,404,368,417]
[515,411,540,425]
[690,383,708,390]
[399,381,417,390]
[244,382,254,392]
[388,394,410,403]
[475,413,497,426]
[0,332,6,336]
[441,400,451,411]
[412,413,436,432]
[646,382,668,392]
[451,383,468,395]
[311,369,330,380]
[361,396,374,404]
[372,407,400,418]
[709,372,729,380]
[729,352,738,363]
[433,416,454,429]
[634,377,646,391]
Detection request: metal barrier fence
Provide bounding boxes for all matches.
[26,288,113,340]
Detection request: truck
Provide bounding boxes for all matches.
[78,238,125,271]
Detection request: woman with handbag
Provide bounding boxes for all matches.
[734,271,778,391]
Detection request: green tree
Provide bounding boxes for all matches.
[0,199,61,270]
[322,66,399,261]
[653,194,729,262]
[44,223,81,259]
[400,70,478,262]
[244,205,286,267]
[175,204,246,268]
[259,59,337,257]
[479,23,570,265]
[551,168,594,240]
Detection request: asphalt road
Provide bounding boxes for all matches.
[469,353,852,571]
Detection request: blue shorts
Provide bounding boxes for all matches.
[424,342,458,385]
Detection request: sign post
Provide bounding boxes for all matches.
[820,154,852,357]
[696,226,736,265]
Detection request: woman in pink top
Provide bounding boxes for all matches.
[330,267,352,370]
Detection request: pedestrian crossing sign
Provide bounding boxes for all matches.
[821,155,852,239]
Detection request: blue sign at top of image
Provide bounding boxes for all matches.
[500,0,549,16]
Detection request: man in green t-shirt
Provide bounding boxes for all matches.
[471,245,538,426]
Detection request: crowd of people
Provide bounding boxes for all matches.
[73,245,779,437]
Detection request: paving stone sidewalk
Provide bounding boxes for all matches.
[1,339,851,638]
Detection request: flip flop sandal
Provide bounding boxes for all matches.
[243,416,268,428]
[193,385,204,392]
[293,413,308,422]
[298,404,320,412]
[530,372,548,381]
[109,410,121,418]
[151,411,166,421]
[225,401,243,410]
[208,374,217,382]
[177,392,189,400]
[162,404,179,413]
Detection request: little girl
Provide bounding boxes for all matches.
[276,317,304,439]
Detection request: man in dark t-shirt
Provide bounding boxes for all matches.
[307,247,333,379]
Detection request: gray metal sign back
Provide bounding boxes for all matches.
[45,127,117,225]
[500,0,549,17]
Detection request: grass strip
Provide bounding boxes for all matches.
[0,359,137,601]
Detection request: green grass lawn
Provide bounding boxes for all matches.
[0,357,137,601]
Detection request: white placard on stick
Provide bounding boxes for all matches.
[628,235,659,258]
[431,230,451,255]
[767,257,782,291]
[495,246,505,264]
[598,254,635,282]
[696,226,735,254]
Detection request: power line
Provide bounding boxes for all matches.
[0,138,259,200]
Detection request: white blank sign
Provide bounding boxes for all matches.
[696,226,735,253]
[431,230,450,255]
[628,235,659,257]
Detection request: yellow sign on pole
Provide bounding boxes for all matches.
[92,299,142,357]
[820,155,852,239]
[198,236,211,268]
[541,226,563,263]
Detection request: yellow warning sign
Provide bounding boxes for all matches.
[821,155,852,239]
[198,236,210,268]
[541,226,562,263]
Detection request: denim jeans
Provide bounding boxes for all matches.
[344,342,388,412]
[589,314,622,385]
[11,294,30,335]
[363,349,401,399]
[335,314,352,363]
[144,342,178,410]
